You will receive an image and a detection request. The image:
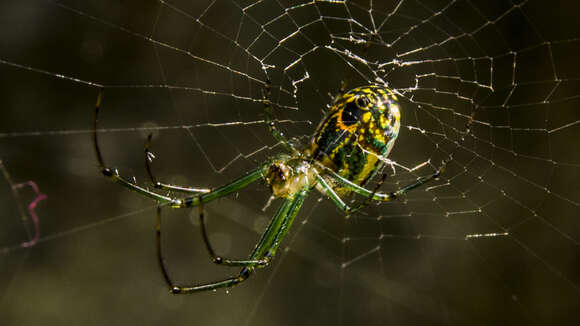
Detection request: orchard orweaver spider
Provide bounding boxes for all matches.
[92,83,444,293]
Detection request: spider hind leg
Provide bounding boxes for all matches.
[157,189,308,294]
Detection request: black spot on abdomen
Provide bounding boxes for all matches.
[340,101,362,126]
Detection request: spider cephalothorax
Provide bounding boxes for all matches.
[264,156,316,198]
[93,83,439,293]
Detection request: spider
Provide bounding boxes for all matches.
[92,82,443,293]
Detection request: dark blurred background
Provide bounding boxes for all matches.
[1,0,579,325]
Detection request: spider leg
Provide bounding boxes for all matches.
[324,109,473,206]
[155,206,175,289]
[155,204,251,293]
[198,200,268,267]
[330,167,443,202]
[160,189,308,293]
[315,168,442,214]
[93,88,266,208]
[345,173,388,213]
[314,173,350,211]
[144,134,210,194]
[313,173,372,215]
[258,188,308,259]
[155,202,250,294]
[321,110,473,207]
[262,80,298,154]
[92,89,179,206]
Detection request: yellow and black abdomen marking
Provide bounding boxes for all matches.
[311,85,401,192]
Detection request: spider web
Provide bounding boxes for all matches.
[1,0,579,324]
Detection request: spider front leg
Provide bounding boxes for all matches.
[144,134,210,194]
[145,137,267,267]
[93,88,265,208]
[92,88,180,206]
[144,133,267,266]
[262,80,298,154]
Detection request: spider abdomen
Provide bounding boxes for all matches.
[311,85,401,192]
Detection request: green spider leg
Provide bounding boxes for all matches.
[262,80,299,155]
[330,167,443,202]
[314,172,385,214]
[93,87,308,293]
[320,98,475,209]
[198,202,269,266]
[318,110,474,208]
[161,188,309,294]
[92,88,265,209]
[314,166,443,214]
[143,134,270,267]
[144,134,211,194]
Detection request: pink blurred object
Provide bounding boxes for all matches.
[13,181,47,248]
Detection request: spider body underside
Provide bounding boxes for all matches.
[93,84,441,293]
